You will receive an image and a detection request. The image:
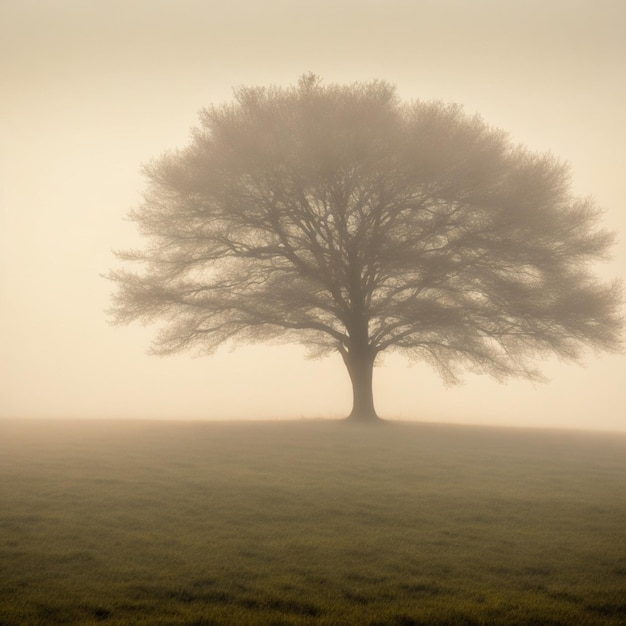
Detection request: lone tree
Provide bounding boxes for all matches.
[108,75,622,421]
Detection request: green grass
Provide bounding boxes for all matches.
[0,418,624,625]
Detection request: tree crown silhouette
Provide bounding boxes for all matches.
[108,75,622,420]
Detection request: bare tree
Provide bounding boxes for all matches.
[108,75,622,421]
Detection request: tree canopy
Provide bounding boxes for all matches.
[108,75,622,421]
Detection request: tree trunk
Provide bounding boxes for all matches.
[343,349,379,422]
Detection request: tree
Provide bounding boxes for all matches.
[108,75,622,422]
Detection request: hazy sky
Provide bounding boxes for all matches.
[1,0,624,430]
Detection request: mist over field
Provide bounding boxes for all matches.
[1,418,625,625]
[1,1,625,624]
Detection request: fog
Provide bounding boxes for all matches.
[1,0,624,431]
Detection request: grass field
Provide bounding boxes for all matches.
[0,418,625,625]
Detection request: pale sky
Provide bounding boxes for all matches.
[1,0,624,430]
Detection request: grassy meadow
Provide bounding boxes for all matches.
[0,418,625,625]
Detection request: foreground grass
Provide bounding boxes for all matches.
[0,418,624,625]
